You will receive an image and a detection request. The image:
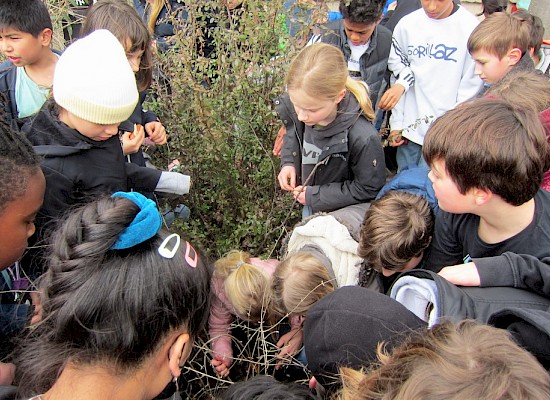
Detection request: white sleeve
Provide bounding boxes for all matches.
[388,27,414,92]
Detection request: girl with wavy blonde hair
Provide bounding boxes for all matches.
[208,250,283,378]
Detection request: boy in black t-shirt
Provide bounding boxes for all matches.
[423,98,550,299]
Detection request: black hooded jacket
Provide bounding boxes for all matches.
[22,99,161,233]
[276,92,385,213]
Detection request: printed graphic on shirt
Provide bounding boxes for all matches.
[302,141,322,165]
[407,43,458,63]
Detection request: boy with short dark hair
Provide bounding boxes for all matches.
[0,0,59,125]
[512,9,549,76]
[468,11,533,86]
[423,97,550,298]
[317,0,392,107]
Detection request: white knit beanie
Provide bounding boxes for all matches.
[53,29,139,125]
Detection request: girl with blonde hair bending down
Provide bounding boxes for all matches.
[276,42,385,216]
[208,251,301,377]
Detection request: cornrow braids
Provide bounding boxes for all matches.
[0,120,41,213]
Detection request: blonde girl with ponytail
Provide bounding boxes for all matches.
[276,42,386,216]
[209,250,300,377]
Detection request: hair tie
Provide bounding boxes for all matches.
[236,261,246,269]
[110,192,162,250]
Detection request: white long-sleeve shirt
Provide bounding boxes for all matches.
[389,6,483,145]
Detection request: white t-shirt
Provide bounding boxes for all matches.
[347,41,370,73]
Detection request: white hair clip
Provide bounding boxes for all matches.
[158,233,181,259]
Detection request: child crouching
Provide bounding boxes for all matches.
[208,251,300,377]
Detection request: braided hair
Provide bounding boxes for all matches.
[16,196,211,397]
[0,121,41,214]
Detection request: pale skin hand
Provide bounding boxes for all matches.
[438,262,481,286]
[211,353,232,378]
[278,165,296,191]
[145,121,167,145]
[275,328,303,369]
[0,362,15,385]
[30,290,42,325]
[378,84,405,111]
[121,125,145,155]
[388,130,405,147]
[272,125,286,157]
[293,185,307,205]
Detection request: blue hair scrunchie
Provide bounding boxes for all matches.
[110,192,162,250]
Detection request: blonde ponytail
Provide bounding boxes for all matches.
[346,77,375,121]
[214,250,270,322]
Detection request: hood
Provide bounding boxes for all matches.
[23,99,110,157]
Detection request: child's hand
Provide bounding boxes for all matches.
[293,185,307,205]
[273,125,286,157]
[121,125,145,155]
[388,130,405,147]
[438,262,481,286]
[378,84,405,111]
[278,165,296,191]
[30,290,42,325]
[0,362,15,385]
[275,328,303,369]
[211,354,232,378]
[145,121,167,145]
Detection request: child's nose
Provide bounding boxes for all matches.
[474,63,482,75]
[104,125,119,135]
[297,110,308,121]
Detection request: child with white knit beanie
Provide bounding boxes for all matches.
[21,29,190,249]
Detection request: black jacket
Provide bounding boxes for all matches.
[119,90,159,167]
[275,93,385,212]
[390,269,550,368]
[22,100,162,232]
[380,0,421,32]
[390,269,550,327]
[318,20,392,106]
[0,60,17,125]
[489,306,550,369]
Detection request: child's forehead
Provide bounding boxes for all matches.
[471,48,506,62]
[0,26,31,36]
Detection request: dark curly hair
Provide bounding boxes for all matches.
[0,120,41,214]
[339,0,385,24]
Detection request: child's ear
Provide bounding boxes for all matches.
[39,28,53,47]
[168,333,192,378]
[507,48,523,66]
[472,188,492,205]
[335,89,347,104]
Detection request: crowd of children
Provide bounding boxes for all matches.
[0,0,550,398]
